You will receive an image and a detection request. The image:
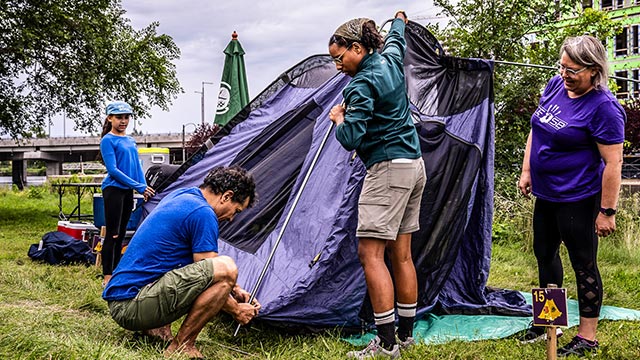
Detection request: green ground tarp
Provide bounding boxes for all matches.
[345,292,640,345]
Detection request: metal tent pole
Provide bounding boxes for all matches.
[233,120,336,337]
[493,60,640,83]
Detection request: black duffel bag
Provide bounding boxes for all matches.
[145,163,180,189]
[28,231,96,265]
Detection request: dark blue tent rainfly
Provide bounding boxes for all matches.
[143,21,529,329]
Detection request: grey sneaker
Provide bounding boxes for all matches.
[396,336,415,350]
[346,336,400,359]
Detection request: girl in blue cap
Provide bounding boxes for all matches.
[100,101,155,287]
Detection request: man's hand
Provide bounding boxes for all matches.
[231,285,251,303]
[229,285,262,325]
[234,286,261,310]
[232,302,262,325]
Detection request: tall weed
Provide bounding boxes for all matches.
[611,191,640,253]
[492,192,534,251]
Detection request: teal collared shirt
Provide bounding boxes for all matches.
[335,18,421,169]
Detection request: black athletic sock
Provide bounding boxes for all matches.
[374,309,396,349]
[397,302,417,341]
[377,323,396,350]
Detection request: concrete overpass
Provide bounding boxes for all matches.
[0,133,186,189]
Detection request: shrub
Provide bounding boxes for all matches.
[26,186,46,199]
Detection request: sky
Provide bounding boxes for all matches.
[49,1,446,136]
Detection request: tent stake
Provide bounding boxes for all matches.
[233,120,336,337]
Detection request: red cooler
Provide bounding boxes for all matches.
[57,221,98,240]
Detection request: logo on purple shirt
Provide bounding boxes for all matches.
[534,104,567,130]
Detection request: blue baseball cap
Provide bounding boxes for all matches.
[105,101,133,115]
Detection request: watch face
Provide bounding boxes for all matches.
[601,208,616,216]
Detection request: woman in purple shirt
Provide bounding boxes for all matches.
[518,36,625,357]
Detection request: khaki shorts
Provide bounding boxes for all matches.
[108,258,215,331]
[357,158,426,240]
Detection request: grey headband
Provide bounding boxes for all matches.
[333,18,370,42]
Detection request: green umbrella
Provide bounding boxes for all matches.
[214,31,249,126]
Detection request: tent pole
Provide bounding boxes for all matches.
[233,120,336,337]
[494,60,640,83]
[494,60,555,71]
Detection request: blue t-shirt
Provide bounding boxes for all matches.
[530,75,626,202]
[102,187,219,301]
[100,133,147,193]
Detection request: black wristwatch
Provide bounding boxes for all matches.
[599,207,617,216]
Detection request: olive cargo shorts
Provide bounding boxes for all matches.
[108,258,215,331]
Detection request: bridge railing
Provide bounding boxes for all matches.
[62,162,106,171]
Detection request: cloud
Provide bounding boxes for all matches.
[50,0,442,135]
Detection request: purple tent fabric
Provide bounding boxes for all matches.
[143,22,529,329]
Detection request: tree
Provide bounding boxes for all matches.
[432,0,622,196]
[185,123,219,159]
[0,0,182,139]
[621,99,640,154]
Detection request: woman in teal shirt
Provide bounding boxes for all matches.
[329,11,426,359]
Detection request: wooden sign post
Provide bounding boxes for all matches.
[532,284,568,360]
[95,226,106,268]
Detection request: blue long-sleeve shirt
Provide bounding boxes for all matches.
[100,133,147,193]
[334,18,421,169]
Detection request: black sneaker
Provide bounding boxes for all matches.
[519,324,563,344]
[557,335,599,357]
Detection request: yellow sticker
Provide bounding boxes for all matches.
[537,298,563,321]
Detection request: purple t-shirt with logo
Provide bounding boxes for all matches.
[530,75,625,202]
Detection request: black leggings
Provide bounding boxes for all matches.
[102,186,134,276]
[533,194,602,318]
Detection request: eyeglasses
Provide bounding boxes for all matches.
[332,43,353,65]
[113,114,131,120]
[557,62,589,76]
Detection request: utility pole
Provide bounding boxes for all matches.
[182,122,197,163]
[195,81,215,125]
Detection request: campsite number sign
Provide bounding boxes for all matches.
[532,288,568,327]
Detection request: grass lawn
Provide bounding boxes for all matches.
[1,187,639,359]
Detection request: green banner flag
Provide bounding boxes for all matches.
[214,31,249,126]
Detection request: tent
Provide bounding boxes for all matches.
[144,21,530,329]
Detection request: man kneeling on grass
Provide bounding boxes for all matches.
[103,166,260,358]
